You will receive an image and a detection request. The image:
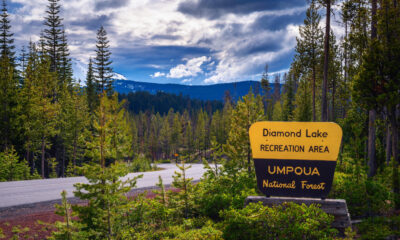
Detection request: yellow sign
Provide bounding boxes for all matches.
[249,121,342,161]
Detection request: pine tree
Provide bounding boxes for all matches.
[272,101,283,121]
[58,83,89,176]
[294,75,312,121]
[19,45,27,75]
[159,117,171,159]
[210,110,222,144]
[183,119,194,160]
[22,54,59,178]
[170,160,194,219]
[260,64,271,117]
[327,31,342,121]
[86,94,111,167]
[58,28,73,86]
[0,55,17,150]
[20,43,39,173]
[86,93,130,166]
[86,58,97,115]
[126,114,138,160]
[0,0,15,63]
[221,97,232,144]
[224,89,264,173]
[195,110,206,158]
[43,0,63,73]
[50,191,82,239]
[171,113,182,156]
[154,175,167,206]
[94,26,113,95]
[272,74,281,104]
[109,94,132,162]
[282,72,295,121]
[73,163,142,239]
[321,0,335,121]
[295,0,323,121]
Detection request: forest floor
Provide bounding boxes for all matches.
[0,185,180,239]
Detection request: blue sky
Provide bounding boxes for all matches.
[7,0,342,85]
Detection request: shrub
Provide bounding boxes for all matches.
[357,216,400,240]
[172,224,223,240]
[194,166,257,220]
[220,202,337,240]
[0,146,35,181]
[129,155,153,172]
[329,171,391,217]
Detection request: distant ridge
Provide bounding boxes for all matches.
[113,80,273,101]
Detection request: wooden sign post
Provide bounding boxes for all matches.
[247,121,351,233]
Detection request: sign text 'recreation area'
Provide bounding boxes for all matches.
[249,122,343,198]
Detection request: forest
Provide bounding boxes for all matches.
[0,0,399,239]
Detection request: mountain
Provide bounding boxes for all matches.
[113,80,268,101]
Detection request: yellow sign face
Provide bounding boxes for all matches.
[249,121,342,161]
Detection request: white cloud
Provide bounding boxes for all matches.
[204,24,299,83]
[181,78,192,83]
[151,72,166,78]
[113,72,127,80]
[167,56,211,78]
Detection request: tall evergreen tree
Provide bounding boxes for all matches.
[86,58,96,115]
[321,0,335,121]
[43,0,63,73]
[260,64,271,117]
[58,28,73,86]
[294,75,312,121]
[22,54,59,178]
[195,110,206,158]
[0,0,15,63]
[295,0,323,121]
[58,83,89,176]
[366,0,377,179]
[0,55,17,150]
[94,26,113,95]
[282,72,295,121]
[272,74,281,104]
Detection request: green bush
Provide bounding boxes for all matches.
[129,155,153,172]
[0,146,37,181]
[172,224,223,240]
[220,202,337,240]
[330,171,391,217]
[357,216,400,240]
[194,167,257,219]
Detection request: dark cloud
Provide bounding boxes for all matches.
[178,0,306,19]
[113,45,211,67]
[94,0,130,11]
[234,40,282,57]
[151,34,182,41]
[252,10,305,31]
[70,15,111,31]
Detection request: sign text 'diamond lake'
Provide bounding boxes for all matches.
[249,122,343,198]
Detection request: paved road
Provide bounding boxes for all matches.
[0,163,206,208]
